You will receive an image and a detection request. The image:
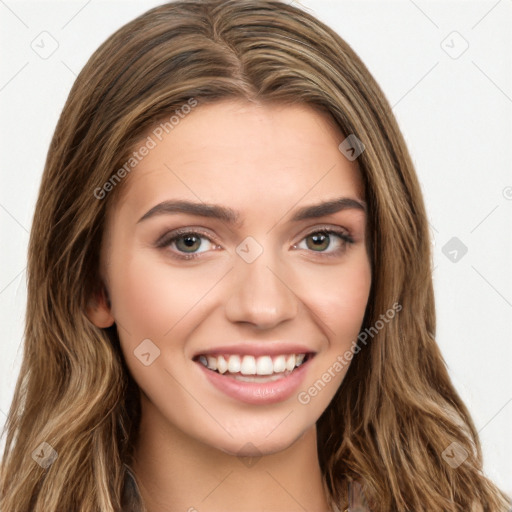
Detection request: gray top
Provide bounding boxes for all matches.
[121,464,144,512]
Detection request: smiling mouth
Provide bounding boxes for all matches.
[193,353,313,383]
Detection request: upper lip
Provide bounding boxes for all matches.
[193,342,316,359]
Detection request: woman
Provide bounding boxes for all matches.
[1,1,510,511]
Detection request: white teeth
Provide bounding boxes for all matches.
[240,355,256,375]
[232,373,288,383]
[256,355,274,375]
[217,355,228,374]
[227,355,241,373]
[272,355,287,373]
[197,353,309,375]
[285,354,296,371]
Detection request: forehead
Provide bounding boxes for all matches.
[112,100,365,221]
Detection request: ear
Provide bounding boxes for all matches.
[86,283,115,328]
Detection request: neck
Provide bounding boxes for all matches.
[131,396,332,512]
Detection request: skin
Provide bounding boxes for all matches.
[88,100,372,512]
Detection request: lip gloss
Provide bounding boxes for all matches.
[196,357,312,405]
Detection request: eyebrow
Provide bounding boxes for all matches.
[137,197,367,225]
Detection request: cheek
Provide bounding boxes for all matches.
[109,255,172,337]
[107,249,220,340]
[294,257,371,409]
[298,253,371,346]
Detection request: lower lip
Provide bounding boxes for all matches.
[196,357,313,405]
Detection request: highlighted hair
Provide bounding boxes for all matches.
[1,1,510,510]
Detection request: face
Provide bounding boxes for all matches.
[93,100,371,457]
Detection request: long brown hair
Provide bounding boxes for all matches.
[1,1,510,510]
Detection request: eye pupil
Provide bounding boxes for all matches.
[178,235,200,252]
[307,233,329,251]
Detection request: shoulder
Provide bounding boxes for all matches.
[122,464,145,512]
[327,479,373,512]
[348,480,373,512]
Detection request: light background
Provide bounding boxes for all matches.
[0,0,511,494]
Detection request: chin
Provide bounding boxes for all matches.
[196,417,316,459]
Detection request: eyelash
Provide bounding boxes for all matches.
[155,226,355,261]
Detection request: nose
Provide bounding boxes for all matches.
[224,247,299,329]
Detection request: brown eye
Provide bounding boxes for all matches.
[175,234,203,253]
[305,232,331,252]
[296,228,354,256]
[156,229,220,260]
